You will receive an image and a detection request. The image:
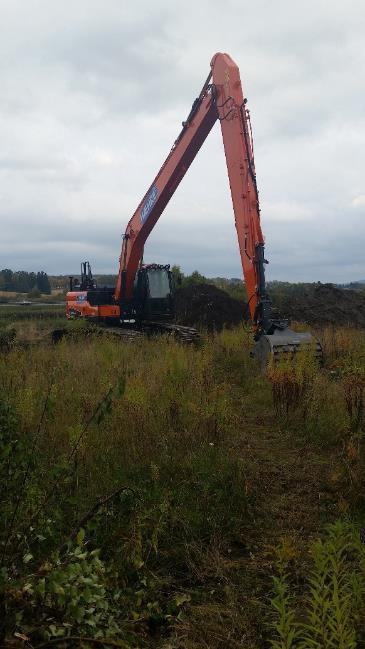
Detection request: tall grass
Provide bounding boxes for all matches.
[1,329,257,645]
[1,322,365,647]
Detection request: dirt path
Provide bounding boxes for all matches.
[167,409,338,649]
[230,414,336,647]
[243,420,334,540]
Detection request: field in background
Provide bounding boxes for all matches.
[0,304,65,346]
[0,291,64,300]
[1,308,365,647]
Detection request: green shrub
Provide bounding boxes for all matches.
[269,521,365,648]
[16,539,123,641]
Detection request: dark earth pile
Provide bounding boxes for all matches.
[174,283,245,331]
[175,282,365,331]
[271,283,365,327]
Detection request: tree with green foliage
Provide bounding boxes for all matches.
[0,269,51,294]
[1,269,13,291]
[182,270,207,286]
[36,271,51,294]
[171,264,184,287]
[27,286,41,298]
[13,271,31,293]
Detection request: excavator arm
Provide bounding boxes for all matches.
[114,70,216,304]
[114,52,273,337]
[212,53,272,337]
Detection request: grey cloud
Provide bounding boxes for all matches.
[1,0,365,283]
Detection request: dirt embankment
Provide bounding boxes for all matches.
[175,282,365,331]
[272,283,365,328]
[174,283,245,331]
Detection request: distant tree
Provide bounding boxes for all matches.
[36,271,51,294]
[94,274,118,288]
[182,270,207,286]
[1,269,13,291]
[13,271,31,293]
[223,281,246,302]
[0,268,52,293]
[171,265,184,287]
[29,272,37,290]
[210,276,246,301]
[27,286,41,299]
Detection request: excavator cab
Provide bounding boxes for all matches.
[133,264,174,322]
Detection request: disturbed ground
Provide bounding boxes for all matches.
[272,283,365,328]
[174,283,245,331]
[175,282,365,331]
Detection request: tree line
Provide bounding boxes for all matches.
[0,269,51,294]
[170,265,247,301]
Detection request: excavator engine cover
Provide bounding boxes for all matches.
[253,328,322,366]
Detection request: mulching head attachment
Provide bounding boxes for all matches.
[252,328,322,366]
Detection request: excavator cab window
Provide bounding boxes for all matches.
[147,268,171,299]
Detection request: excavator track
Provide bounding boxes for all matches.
[142,321,200,344]
[98,322,200,344]
[52,322,200,345]
[98,327,144,342]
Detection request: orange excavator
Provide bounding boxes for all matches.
[66,52,321,360]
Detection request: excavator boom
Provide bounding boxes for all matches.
[114,73,217,305]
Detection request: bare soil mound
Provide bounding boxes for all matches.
[174,283,245,331]
[175,282,365,332]
[272,283,365,327]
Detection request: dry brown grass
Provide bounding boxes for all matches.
[2,322,365,647]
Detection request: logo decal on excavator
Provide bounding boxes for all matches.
[141,185,158,223]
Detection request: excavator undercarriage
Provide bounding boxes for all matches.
[63,261,200,345]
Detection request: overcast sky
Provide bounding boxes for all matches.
[1,0,365,282]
